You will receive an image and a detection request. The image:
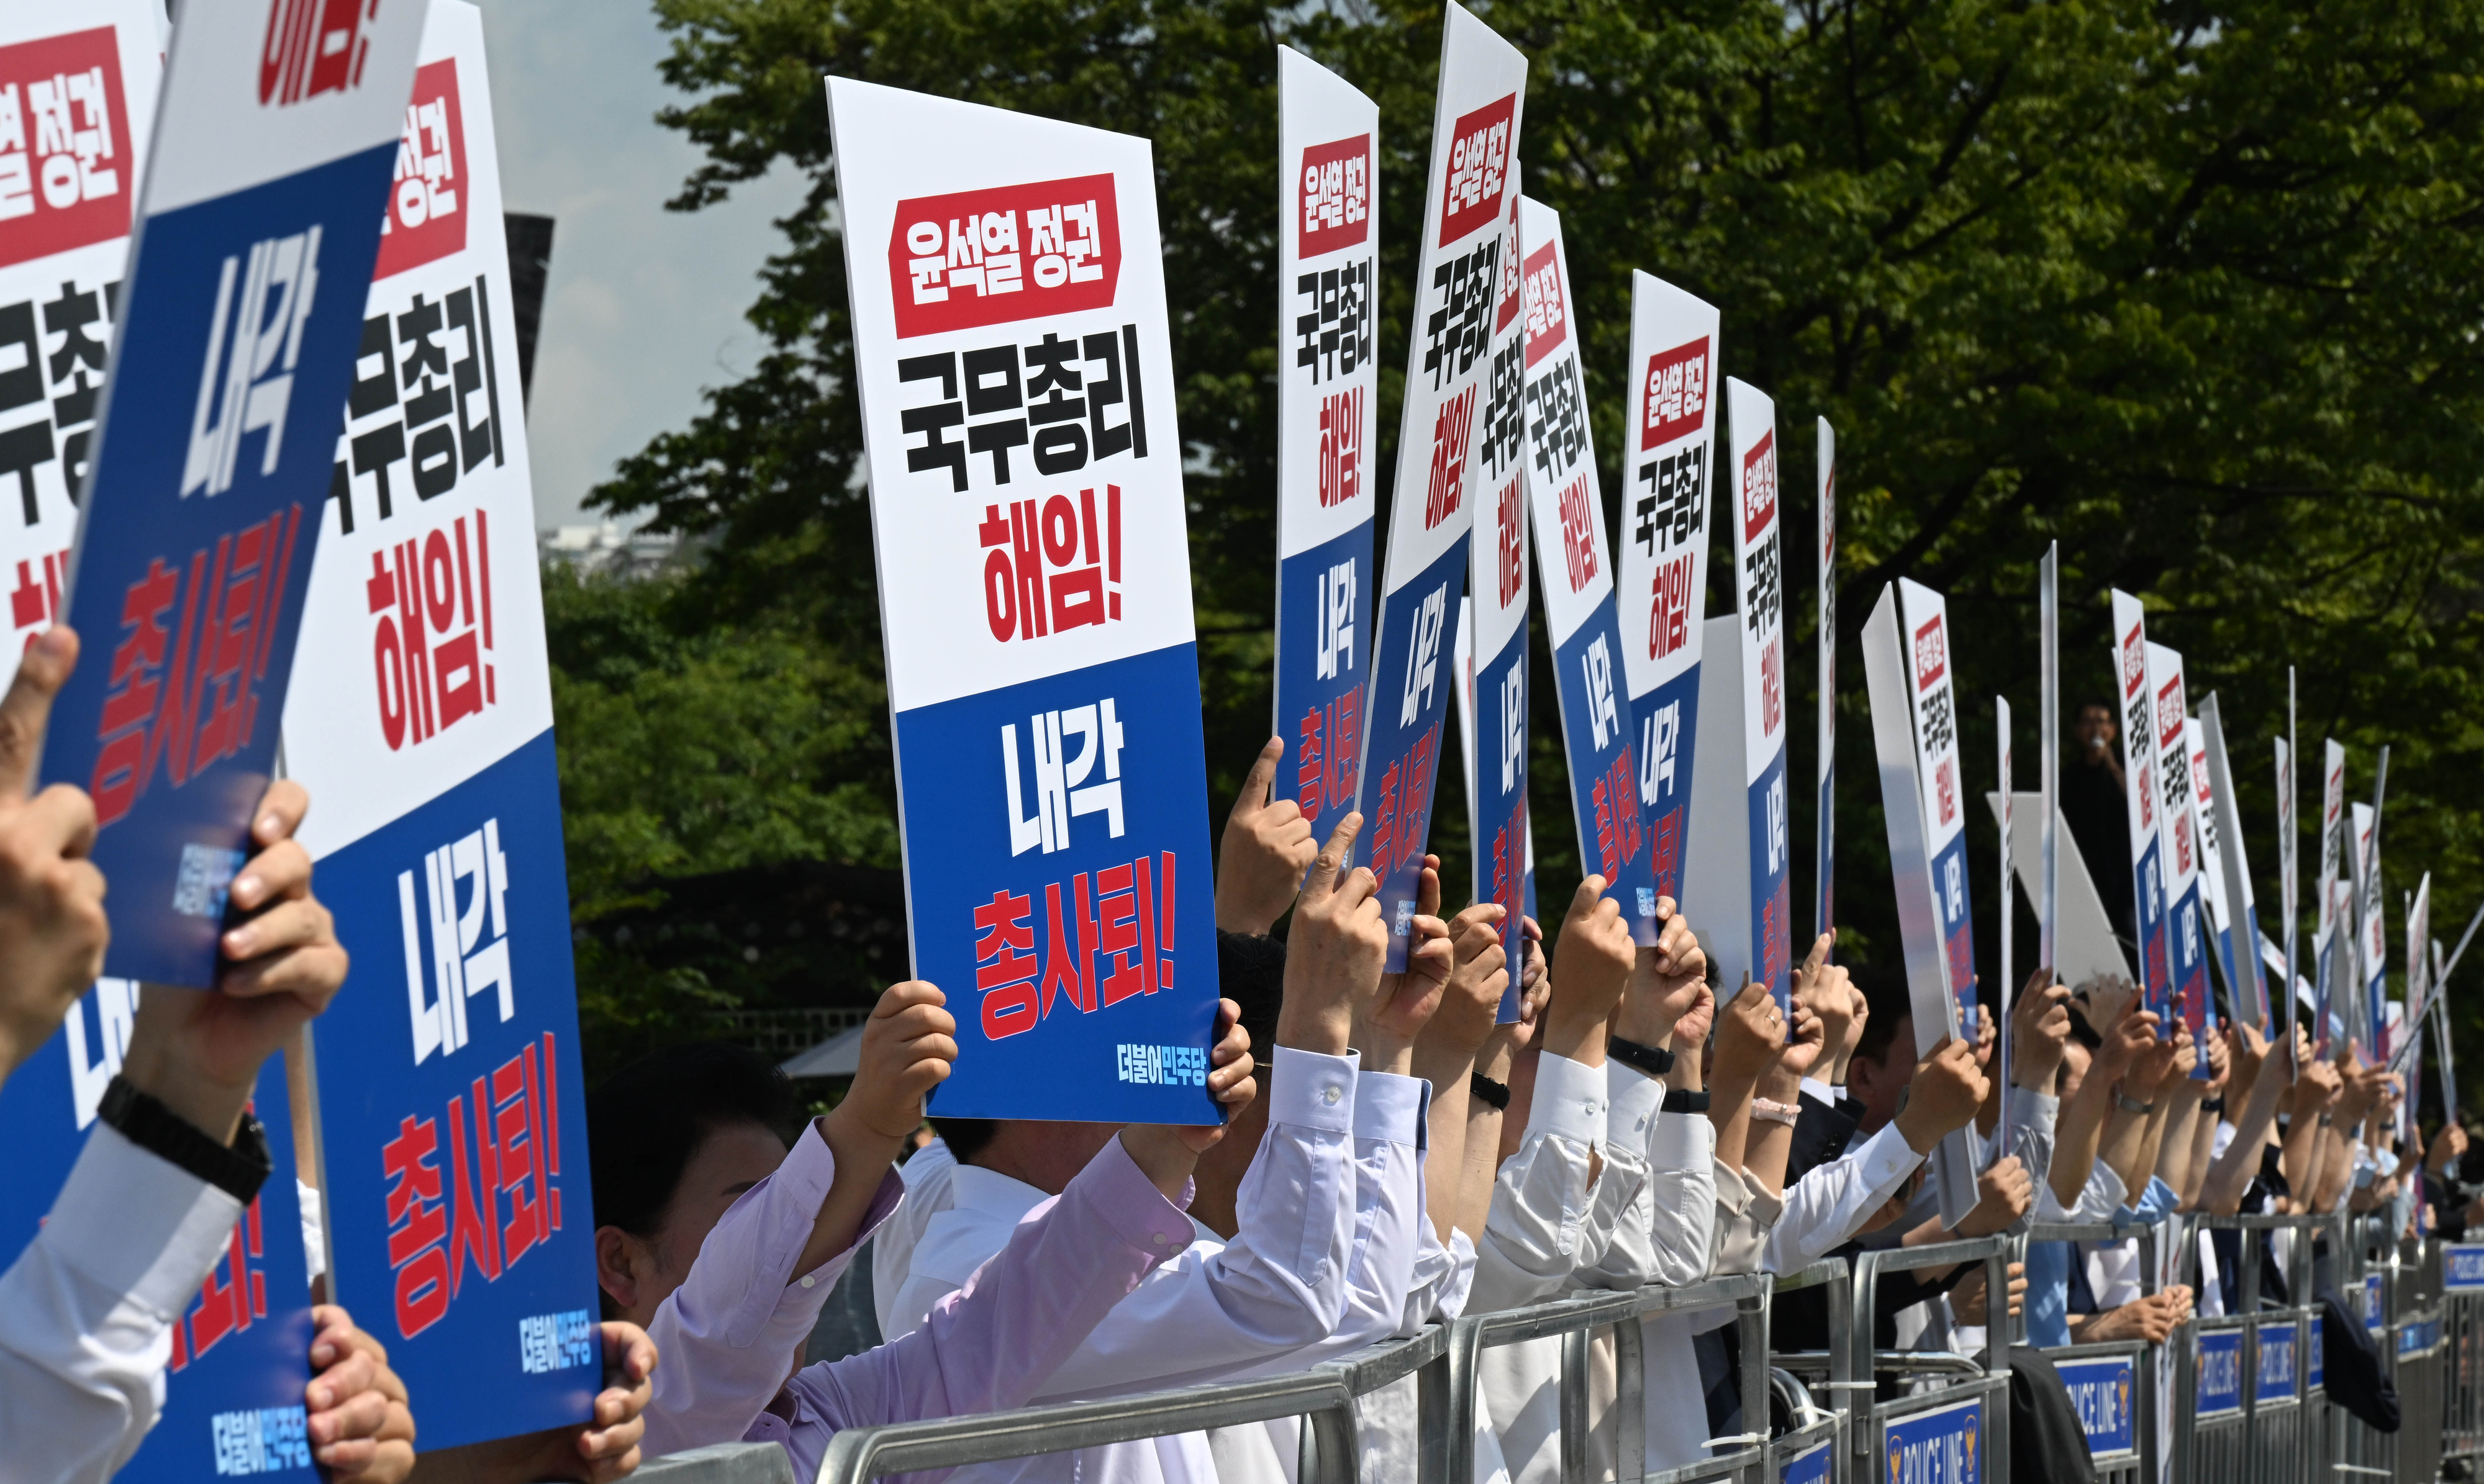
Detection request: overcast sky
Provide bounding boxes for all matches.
[476,2,807,530]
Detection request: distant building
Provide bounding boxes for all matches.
[538,522,679,578]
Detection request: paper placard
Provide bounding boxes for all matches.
[1816,419,1836,941]
[2199,694,2269,1029]
[1269,47,1377,855]
[1350,4,1525,969]
[1452,594,1535,936]
[2108,592,2174,1032]
[1897,578,1974,1034]
[2145,643,2210,1067]
[827,76,1220,1121]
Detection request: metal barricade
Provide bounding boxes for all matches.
[2176,1212,2322,1484]
[2440,1239,2484,1474]
[1766,1260,1852,1484]
[2393,1236,2444,1484]
[1847,1237,2014,1484]
[2332,1213,2401,1484]
[2016,1220,2163,1484]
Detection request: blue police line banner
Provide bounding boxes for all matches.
[2056,1353,2137,1457]
[0,0,162,679]
[1884,1395,1983,1484]
[34,0,424,989]
[2144,643,2211,1069]
[2108,591,2174,1034]
[2200,694,2271,1029]
[1615,273,1713,912]
[1861,580,1976,1228]
[278,3,603,1447]
[1520,197,1654,965]
[1352,4,1524,969]
[1270,48,1376,841]
[1815,417,1834,942]
[827,78,1222,1121]
[1461,179,1529,1010]
[1897,579,1975,1036]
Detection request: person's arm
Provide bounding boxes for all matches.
[1592,901,1716,1287]
[1216,736,1318,935]
[1746,1000,1826,1200]
[1443,906,1525,1242]
[1708,979,1782,1179]
[2200,1025,2293,1216]
[0,628,108,1093]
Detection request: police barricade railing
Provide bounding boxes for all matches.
[1765,1260,1852,1484]
[1443,1272,1774,1484]
[2014,1220,2161,1484]
[2390,1236,2444,1484]
[2439,1235,2484,1471]
[633,1441,800,1484]
[1847,1236,2013,1484]
[2175,1212,2325,1484]
[2334,1213,2402,1484]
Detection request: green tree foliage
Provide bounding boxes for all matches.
[572,0,2484,1097]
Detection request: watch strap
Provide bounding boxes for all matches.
[1662,1088,1712,1115]
[2115,1092,2157,1115]
[1608,1036,1675,1079]
[1469,1073,1512,1112]
[99,1075,273,1205]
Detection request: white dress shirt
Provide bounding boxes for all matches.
[881,1047,1366,1484]
[0,1124,248,1484]
[871,1136,960,1335]
[1762,1121,1924,1275]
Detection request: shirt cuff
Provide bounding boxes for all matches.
[1076,1136,1200,1254]
[1356,1069,1430,1152]
[2007,1085,2060,1134]
[1649,1105,1716,1172]
[1608,1062,1664,1150]
[48,1123,245,1317]
[779,1121,905,1281]
[1528,1052,1608,1150]
[1271,1046,1358,1136]
[1851,1120,1925,1192]
[1801,1077,1836,1107]
[1745,1182,1785,1229]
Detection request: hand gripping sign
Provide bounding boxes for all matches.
[1684,379,1792,1016]
[2108,591,2175,1034]
[276,3,601,1448]
[1270,48,1377,844]
[1352,4,1525,970]
[828,78,1222,1122]
[33,0,425,988]
[2144,643,2211,1069]
[1520,197,1656,981]
[1617,273,1715,917]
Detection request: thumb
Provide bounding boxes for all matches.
[1230,736,1282,825]
[0,626,75,802]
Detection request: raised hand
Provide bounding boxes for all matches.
[304,1305,415,1482]
[1278,813,1387,1057]
[1955,1153,2034,1236]
[1709,977,1785,1097]
[1216,736,1318,935]
[2009,969,2071,1092]
[0,627,106,1087]
[1895,1036,1989,1154]
[830,981,959,1142]
[1364,853,1453,1069]
[1792,933,1851,1063]
[1543,877,1633,1065]
[1773,1000,1828,1088]
[1425,901,1511,1057]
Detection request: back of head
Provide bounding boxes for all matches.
[589,1040,803,1240]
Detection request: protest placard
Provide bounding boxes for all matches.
[826,78,1221,1121]
[1862,581,1975,1227]
[1270,47,1375,847]
[2187,718,2236,1021]
[2039,545,2059,975]
[1986,792,2128,991]
[2108,592,2173,1033]
[1353,4,1525,968]
[2318,740,2346,941]
[2392,873,2430,1074]
[0,1,160,679]
[1897,579,1975,1035]
[2199,694,2270,1029]
[2144,643,2210,1066]
[1615,273,1713,915]
[1815,419,1835,939]
[1686,380,1791,1011]
[2352,797,2385,1052]
[1521,197,1652,966]
[33,0,424,989]
[273,3,601,1445]
[1453,594,1534,933]
[1995,695,2013,1154]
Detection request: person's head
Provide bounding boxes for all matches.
[1844,964,1916,1135]
[2075,702,2117,755]
[591,1042,804,1327]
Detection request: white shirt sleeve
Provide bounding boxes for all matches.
[976,1047,1364,1400]
[2003,1086,2059,1190]
[0,1125,245,1484]
[1468,1052,1607,1313]
[1762,1121,1925,1274]
[1579,1064,1666,1290]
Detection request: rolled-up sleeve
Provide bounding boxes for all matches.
[1470,1052,1607,1312]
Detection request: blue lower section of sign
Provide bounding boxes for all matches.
[2237,903,2269,1026]
[1472,622,1530,1021]
[1353,541,1465,972]
[1550,604,1659,946]
[313,730,601,1448]
[1748,746,1793,1017]
[1883,1396,1983,1484]
[2195,1327,2244,1416]
[1780,1439,1832,1484]
[2170,884,2212,1074]
[2132,839,2172,1033]
[1631,662,1701,908]
[2445,1244,2484,1291]
[44,146,396,988]
[1272,523,1372,833]
[0,1028,316,1480]
[899,641,1221,1121]
[2056,1354,2137,1455]
[2256,1321,2298,1398]
[1930,833,1976,1035]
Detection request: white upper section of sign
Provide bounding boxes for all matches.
[1896,579,1964,858]
[2144,642,2198,905]
[1274,46,1377,563]
[1726,377,1783,785]
[2109,589,2160,863]
[1516,196,1602,651]
[1616,271,1713,703]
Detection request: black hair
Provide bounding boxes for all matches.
[1851,962,1915,1067]
[2064,1004,2103,1052]
[588,1041,802,1241]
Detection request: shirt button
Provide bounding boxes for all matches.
[800,1275,817,1289]
[1154,1232,1174,1247]
[1321,1085,1342,1106]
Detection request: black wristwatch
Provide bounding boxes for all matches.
[1469,1073,1512,1111]
[99,1074,273,1205]
[1662,1088,1713,1114]
[1609,1035,1675,1079]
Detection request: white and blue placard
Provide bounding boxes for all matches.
[1270,48,1376,841]
[1615,273,1714,918]
[1883,1396,1983,1484]
[2194,1328,2245,1417]
[2055,1353,2137,1455]
[1520,197,1654,965]
[2256,1321,2299,1400]
[2109,592,2174,1033]
[2318,740,2346,944]
[34,0,425,988]
[827,78,1221,1120]
[1353,4,1524,969]
[1898,578,1974,1034]
[2200,694,2270,1029]
[2354,794,2387,1052]
[280,4,601,1447]
[2145,643,2210,1069]
[1452,595,1536,936]
[2187,719,2234,1018]
[1815,418,1835,941]
[0,0,162,682]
